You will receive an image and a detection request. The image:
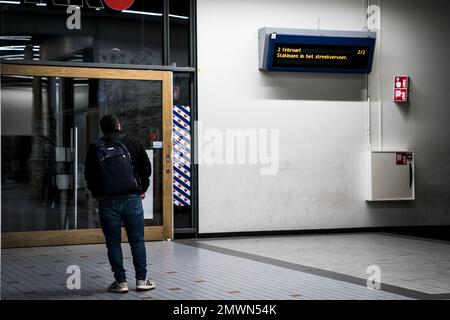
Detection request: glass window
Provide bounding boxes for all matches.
[173,72,191,105]
[1,0,197,234]
[1,74,165,232]
[169,0,191,67]
[173,73,192,228]
[0,0,164,65]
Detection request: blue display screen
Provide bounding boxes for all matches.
[266,34,376,74]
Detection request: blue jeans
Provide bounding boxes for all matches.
[98,194,147,282]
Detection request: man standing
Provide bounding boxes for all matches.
[85,115,156,293]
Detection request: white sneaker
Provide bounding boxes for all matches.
[136,278,156,291]
[107,281,129,293]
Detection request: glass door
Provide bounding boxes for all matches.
[1,64,173,247]
[1,75,78,232]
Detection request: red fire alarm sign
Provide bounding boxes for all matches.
[396,152,413,165]
[394,75,409,103]
[396,152,407,165]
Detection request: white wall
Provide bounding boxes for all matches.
[197,0,450,233]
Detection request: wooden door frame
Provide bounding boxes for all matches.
[1,64,173,248]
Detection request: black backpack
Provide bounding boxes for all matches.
[95,134,137,196]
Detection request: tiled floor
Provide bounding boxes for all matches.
[196,233,450,298]
[1,233,447,300]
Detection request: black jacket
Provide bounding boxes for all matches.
[85,132,152,199]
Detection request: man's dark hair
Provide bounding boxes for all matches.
[100,115,121,135]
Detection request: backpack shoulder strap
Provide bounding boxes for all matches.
[95,138,106,147]
[114,133,128,144]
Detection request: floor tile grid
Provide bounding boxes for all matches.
[170,244,407,300]
[198,234,450,295]
[154,244,318,300]
[1,249,384,302]
[5,249,115,299]
[1,241,414,299]
[2,258,67,300]
[131,246,271,300]
[162,244,408,300]
[0,245,388,300]
[3,245,225,300]
[151,250,278,299]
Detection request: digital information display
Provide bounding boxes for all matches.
[273,43,371,69]
[263,34,376,74]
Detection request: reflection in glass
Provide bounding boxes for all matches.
[0,0,164,65]
[1,76,164,232]
[170,0,191,67]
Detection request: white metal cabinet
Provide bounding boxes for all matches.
[366,151,415,201]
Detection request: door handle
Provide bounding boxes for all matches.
[409,163,413,189]
[166,154,171,174]
[69,127,78,230]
